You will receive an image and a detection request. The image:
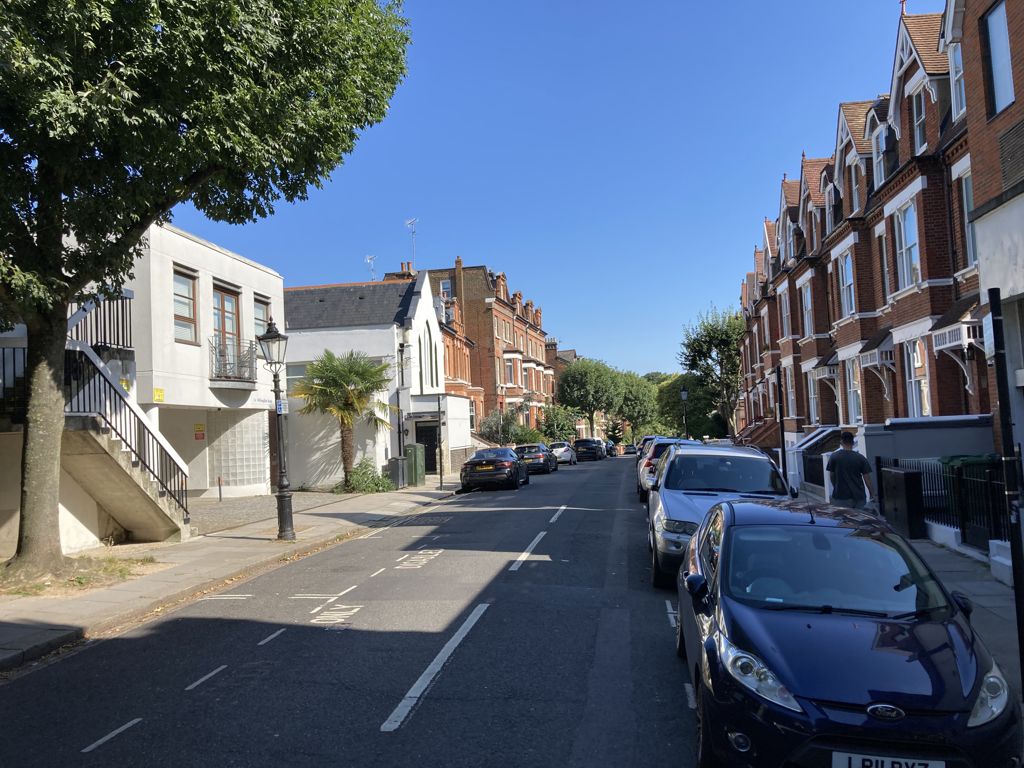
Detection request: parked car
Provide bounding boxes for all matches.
[636,435,662,463]
[574,438,605,461]
[636,437,690,500]
[606,441,616,456]
[624,443,637,455]
[514,443,558,474]
[677,499,1021,768]
[549,441,578,465]
[646,444,792,588]
[460,448,529,491]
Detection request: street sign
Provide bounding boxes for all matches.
[983,312,995,359]
[276,399,289,415]
[194,423,206,441]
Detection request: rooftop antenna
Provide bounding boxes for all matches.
[404,218,418,269]
[365,254,377,282]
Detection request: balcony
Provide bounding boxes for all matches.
[209,338,257,389]
[933,320,983,354]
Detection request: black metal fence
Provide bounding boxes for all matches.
[0,347,28,422]
[68,296,133,350]
[877,456,1008,549]
[803,452,825,487]
[209,338,257,381]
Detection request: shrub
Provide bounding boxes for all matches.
[339,457,395,494]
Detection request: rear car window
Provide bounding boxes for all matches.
[471,449,513,461]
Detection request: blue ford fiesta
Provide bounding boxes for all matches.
[676,499,1022,768]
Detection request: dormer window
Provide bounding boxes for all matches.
[786,224,794,261]
[912,89,927,154]
[950,43,966,120]
[850,164,860,213]
[872,128,886,188]
[825,187,835,233]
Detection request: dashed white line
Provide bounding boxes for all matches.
[257,628,287,647]
[380,603,490,732]
[684,683,697,710]
[185,665,227,692]
[664,599,678,628]
[370,568,386,578]
[200,594,252,600]
[310,585,358,614]
[81,718,143,753]
[509,531,547,572]
[549,504,567,524]
[395,554,410,562]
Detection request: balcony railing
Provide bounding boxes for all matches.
[68,294,133,351]
[209,338,257,382]
[933,320,984,353]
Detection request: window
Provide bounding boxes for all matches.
[785,366,796,417]
[845,360,862,424]
[700,510,723,580]
[469,400,476,430]
[962,173,977,268]
[801,283,813,337]
[254,297,269,338]
[877,234,891,300]
[894,201,920,288]
[786,224,794,261]
[505,359,515,384]
[439,279,452,298]
[762,315,769,345]
[285,363,308,394]
[985,1,1015,115]
[872,128,886,188]
[780,290,791,337]
[912,89,927,153]
[850,164,860,212]
[950,43,966,119]
[903,338,931,417]
[825,187,835,233]
[173,271,197,343]
[839,252,855,317]
[212,286,239,354]
[806,372,819,424]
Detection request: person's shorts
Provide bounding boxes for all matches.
[830,497,865,509]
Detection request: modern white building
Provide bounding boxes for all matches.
[284,271,472,490]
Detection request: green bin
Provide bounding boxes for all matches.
[405,443,426,487]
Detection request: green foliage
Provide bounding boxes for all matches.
[616,372,657,432]
[678,306,745,433]
[556,359,624,434]
[604,420,623,443]
[540,404,581,443]
[510,425,545,445]
[476,405,522,445]
[293,350,393,430]
[339,457,394,494]
[642,371,672,385]
[655,373,727,440]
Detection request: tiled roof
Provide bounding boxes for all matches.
[840,101,876,156]
[783,179,800,208]
[904,13,948,75]
[802,156,833,207]
[930,292,981,331]
[870,95,890,122]
[284,280,416,330]
[763,219,777,253]
[860,326,893,353]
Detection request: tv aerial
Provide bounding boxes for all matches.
[365,254,377,282]
[405,218,418,267]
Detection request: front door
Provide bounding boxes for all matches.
[416,422,439,473]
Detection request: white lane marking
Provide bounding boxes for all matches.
[310,585,358,614]
[395,554,410,562]
[200,594,252,600]
[81,718,143,754]
[257,628,287,647]
[185,665,228,692]
[684,683,697,710]
[370,568,386,578]
[549,504,567,524]
[665,599,678,628]
[380,603,490,732]
[508,532,546,572]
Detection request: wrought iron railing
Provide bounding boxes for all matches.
[0,347,28,422]
[209,337,257,381]
[68,294,134,350]
[802,452,825,487]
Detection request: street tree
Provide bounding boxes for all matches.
[556,359,624,437]
[656,373,726,439]
[292,351,393,492]
[617,372,657,435]
[476,405,523,446]
[678,306,744,434]
[0,1,408,575]
[539,404,581,443]
[604,420,623,444]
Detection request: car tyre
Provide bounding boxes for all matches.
[522,469,530,486]
[651,544,672,589]
[505,474,518,491]
[695,682,718,768]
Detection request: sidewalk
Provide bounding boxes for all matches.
[0,475,461,671]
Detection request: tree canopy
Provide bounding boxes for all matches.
[678,306,744,434]
[540,404,581,443]
[616,372,657,435]
[556,359,623,436]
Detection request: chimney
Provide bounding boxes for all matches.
[455,256,465,301]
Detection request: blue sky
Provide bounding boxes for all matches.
[172,0,945,375]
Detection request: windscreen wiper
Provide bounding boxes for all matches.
[763,604,890,618]
[889,605,947,620]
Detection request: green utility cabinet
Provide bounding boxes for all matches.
[405,443,426,487]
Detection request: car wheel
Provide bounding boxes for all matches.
[506,473,518,491]
[651,545,672,589]
[460,484,472,493]
[552,461,558,472]
[523,469,530,485]
[674,603,686,659]
[695,682,718,768]
[543,463,551,474]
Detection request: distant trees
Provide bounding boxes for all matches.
[678,307,744,434]
[557,359,624,437]
[617,373,658,436]
[540,404,582,443]
[655,373,727,440]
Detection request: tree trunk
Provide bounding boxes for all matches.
[10,307,69,574]
[588,412,596,438]
[339,423,355,490]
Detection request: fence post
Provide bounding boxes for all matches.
[953,466,966,543]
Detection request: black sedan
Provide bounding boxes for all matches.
[514,443,558,474]
[677,499,1021,767]
[460,448,529,491]
[574,438,605,461]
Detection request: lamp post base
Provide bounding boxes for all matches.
[276,490,295,541]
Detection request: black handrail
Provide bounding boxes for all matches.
[68,296,133,350]
[0,347,28,422]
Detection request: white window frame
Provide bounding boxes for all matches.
[839,252,856,317]
[894,201,921,289]
[872,128,886,188]
[877,233,891,300]
[801,283,813,338]
[962,173,977,267]
[439,279,452,298]
[850,164,860,213]
[950,43,967,120]
[845,360,863,425]
[912,88,927,154]
[825,187,835,233]
[786,224,794,261]
[986,1,1015,115]
[785,366,796,418]
[780,289,791,338]
[806,372,819,424]
[903,338,931,418]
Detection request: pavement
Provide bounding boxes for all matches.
[0,475,461,671]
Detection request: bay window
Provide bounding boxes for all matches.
[903,338,931,418]
[839,252,855,317]
[894,201,920,289]
[845,360,862,424]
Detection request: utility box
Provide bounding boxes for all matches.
[387,456,408,490]
[405,443,425,487]
[881,468,927,539]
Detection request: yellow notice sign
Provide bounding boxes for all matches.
[153,387,165,403]
[194,423,206,441]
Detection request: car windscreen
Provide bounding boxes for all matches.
[574,440,598,447]
[649,441,678,461]
[662,454,786,494]
[549,442,568,449]
[515,445,540,454]
[470,449,511,461]
[723,525,950,617]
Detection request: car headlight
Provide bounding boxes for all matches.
[719,633,801,712]
[662,519,698,535]
[968,664,1009,727]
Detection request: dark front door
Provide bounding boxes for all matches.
[416,422,439,473]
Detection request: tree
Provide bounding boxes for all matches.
[540,404,581,443]
[678,306,745,434]
[656,373,726,440]
[604,420,623,444]
[617,372,657,435]
[292,350,393,492]
[557,359,624,437]
[0,1,408,574]
[642,371,672,386]
[476,404,523,445]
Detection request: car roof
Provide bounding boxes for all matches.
[669,443,773,460]
[725,499,894,532]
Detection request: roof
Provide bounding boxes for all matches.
[728,499,895,531]
[930,292,981,331]
[869,94,890,123]
[283,279,416,331]
[673,443,772,460]
[763,219,777,254]
[802,156,833,206]
[904,13,948,75]
[860,326,893,353]
[783,179,800,208]
[840,101,876,155]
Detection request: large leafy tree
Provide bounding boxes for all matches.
[617,372,657,435]
[0,1,408,574]
[678,307,744,434]
[539,403,580,443]
[556,359,623,437]
[292,350,393,492]
[656,373,726,440]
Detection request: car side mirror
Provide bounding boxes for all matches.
[685,573,711,614]
[952,591,974,619]
[790,487,799,498]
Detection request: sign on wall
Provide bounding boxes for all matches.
[194,423,206,441]
[153,387,165,403]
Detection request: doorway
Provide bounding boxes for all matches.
[415,421,439,473]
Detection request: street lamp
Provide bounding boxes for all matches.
[680,387,689,439]
[257,318,295,541]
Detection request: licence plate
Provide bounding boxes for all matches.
[831,753,945,768]
[476,464,493,470]
[526,457,538,462]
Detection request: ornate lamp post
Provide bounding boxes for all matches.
[257,319,295,541]
[680,387,689,439]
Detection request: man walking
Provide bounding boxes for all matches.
[826,431,875,510]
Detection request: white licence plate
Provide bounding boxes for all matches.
[831,753,944,768]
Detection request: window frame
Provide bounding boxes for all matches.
[903,338,932,418]
[173,270,198,344]
[850,163,860,213]
[877,233,891,300]
[911,88,927,154]
[439,279,452,298]
[839,251,856,317]
[825,187,835,233]
[780,289,791,338]
[950,42,967,120]
[806,371,819,424]
[872,128,886,188]
[984,0,1016,116]
[785,365,796,418]
[894,201,921,289]
[801,283,813,338]
[962,173,977,268]
[845,360,863,425]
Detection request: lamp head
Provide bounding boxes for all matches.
[257,318,288,369]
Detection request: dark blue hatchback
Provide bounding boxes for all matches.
[676,499,1022,768]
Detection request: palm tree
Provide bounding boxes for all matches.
[292,350,393,491]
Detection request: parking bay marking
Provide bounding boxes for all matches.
[80,718,143,754]
[395,549,444,570]
[509,532,546,572]
[664,600,677,628]
[185,664,227,692]
[257,628,287,646]
[310,604,363,628]
[380,603,490,732]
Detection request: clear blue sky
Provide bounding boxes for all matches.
[172,0,944,375]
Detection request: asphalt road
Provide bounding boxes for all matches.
[0,456,696,767]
